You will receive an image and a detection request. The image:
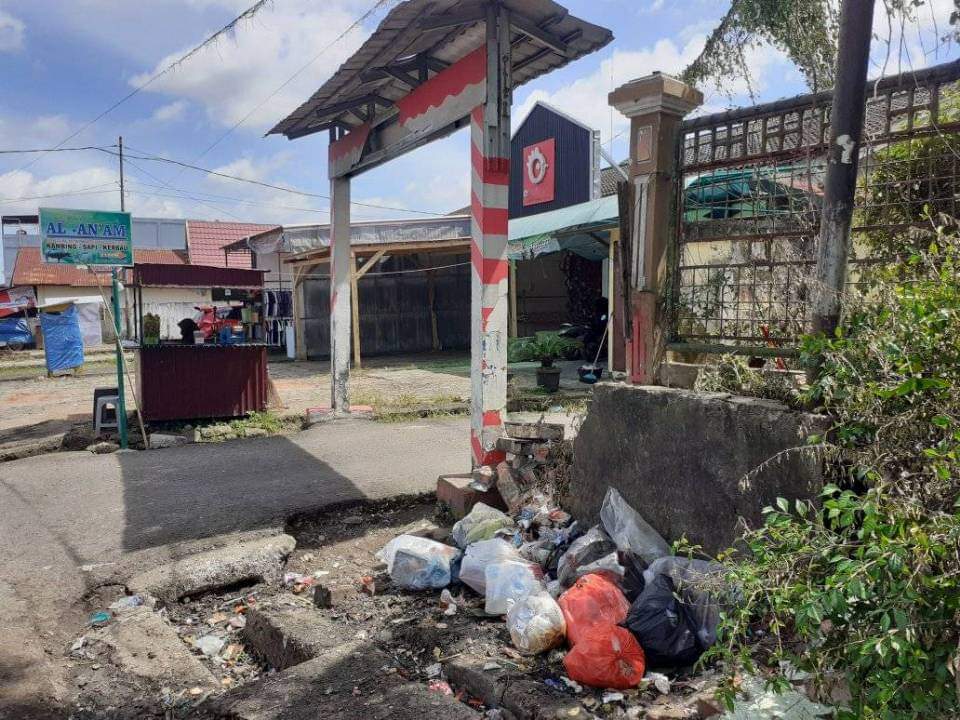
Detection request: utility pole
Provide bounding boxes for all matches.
[810,0,876,339]
[113,135,129,449]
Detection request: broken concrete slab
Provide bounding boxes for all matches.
[127,534,296,604]
[94,606,215,687]
[503,421,564,442]
[444,656,581,720]
[571,384,829,555]
[437,473,507,518]
[242,605,349,670]
[203,640,480,720]
[148,433,188,449]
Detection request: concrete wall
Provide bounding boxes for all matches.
[570,383,829,555]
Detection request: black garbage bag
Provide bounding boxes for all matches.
[622,557,727,667]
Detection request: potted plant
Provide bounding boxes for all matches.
[523,336,571,392]
[143,313,161,346]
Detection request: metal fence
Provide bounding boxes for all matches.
[670,60,960,356]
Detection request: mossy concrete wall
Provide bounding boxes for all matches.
[570,384,829,555]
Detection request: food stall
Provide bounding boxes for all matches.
[129,262,270,422]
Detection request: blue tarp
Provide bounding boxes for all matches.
[40,304,84,372]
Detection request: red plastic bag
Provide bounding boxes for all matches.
[557,573,630,646]
[563,625,646,689]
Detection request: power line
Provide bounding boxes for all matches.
[9,0,274,176]
[0,183,120,205]
[125,179,332,216]
[121,157,245,221]
[113,145,450,217]
[0,145,116,155]
[177,0,395,175]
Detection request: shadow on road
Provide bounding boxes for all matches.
[116,434,365,553]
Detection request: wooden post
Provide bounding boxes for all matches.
[508,260,518,338]
[427,266,440,351]
[330,175,351,413]
[292,264,308,361]
[351,252,361,369]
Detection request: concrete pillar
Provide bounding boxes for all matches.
[469,5,511,467]
[609,73,702,384]
[330,175,351,412]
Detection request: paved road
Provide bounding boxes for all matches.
[0,416,470,719]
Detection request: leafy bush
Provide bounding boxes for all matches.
[509,335,576,364]
[709,219,960,719]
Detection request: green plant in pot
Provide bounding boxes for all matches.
[143,313,161,346]
[524,336,571,392]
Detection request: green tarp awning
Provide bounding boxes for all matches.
[507,195,619,261]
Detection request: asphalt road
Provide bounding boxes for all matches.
[0,416,470,719]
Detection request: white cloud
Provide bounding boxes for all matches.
[131,0,375,131]
[0,9,24,52]
[210,152,291,184]
[152,100,188,123]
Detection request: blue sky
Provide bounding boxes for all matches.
[0,0,956,224]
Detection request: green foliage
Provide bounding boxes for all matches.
[229,410,285,435]
[708,222,960,718]
[694,354,800,408]
[682,0,838,95]
[510,335,576,364]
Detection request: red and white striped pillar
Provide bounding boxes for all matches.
[469,4,512,467]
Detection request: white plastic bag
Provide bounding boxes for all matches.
[600,488,671,565]
[556,526,616,587]
[376,535,461,590]
[451,502,514,549]
[507,591,566,654]
[484,561,544,615]
[459,538,521,594]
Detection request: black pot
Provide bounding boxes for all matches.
[536,366,562,392]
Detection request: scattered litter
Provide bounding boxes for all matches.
[470,465,497,492]
[452,503,514,549]
[623,557,727,667]
[506,592,566,654]
[108,595,145,613]
[359,575,377,595]
[222,643,244,662]
[440,588,458,616]
[283,572,315,594]
[70,636,86,653]
[646,671,671,694]
[376,535,461,590]
[558,573,630,646]
[560,676,582,693]
[599,487,671,565]
[429,680,453,696]
[484,560,544,615]
[460,538,521,594]
[483,662,501,671]
[563,626,646,689]
[195,635,226,657]
[425,662,442,678]
[601,691,625,704]
[555,526,617,587]
[721,675,833,719]
[229,614,247,629]
[88,611,111,627]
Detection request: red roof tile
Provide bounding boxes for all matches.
[186,221,271,268]
[12,248,189,287]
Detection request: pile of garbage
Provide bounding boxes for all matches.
[380,422,731,692]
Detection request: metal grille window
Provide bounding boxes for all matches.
[671,61,960,355]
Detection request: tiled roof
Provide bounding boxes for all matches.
[12,248,188,287]
[186,221,272,268]
[600,161,630,197]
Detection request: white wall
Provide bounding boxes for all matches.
[129,286,212,339]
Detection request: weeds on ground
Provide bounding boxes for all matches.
[707,217,960,719]
[694,355,801,408]
[229,410,288,435]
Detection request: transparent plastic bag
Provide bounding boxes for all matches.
[567,551,625,586]
[459,538,521,594]
[600,488,671,565]
[556,526,616,587]
[484,560,545,615]
[451,503,514,549]
[376,535,461,590]
[507,592,566,654]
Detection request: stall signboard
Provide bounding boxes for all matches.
[522,138,556,207]
[39,207,133,266]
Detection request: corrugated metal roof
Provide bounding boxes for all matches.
[186,221,271,268]
[270,0,613,139]
[133,263,266,289]
[12,247,188,287]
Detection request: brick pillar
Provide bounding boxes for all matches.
[609,73,701,384]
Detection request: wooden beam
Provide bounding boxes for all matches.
[355,249,386,280]
[350,253,361,369]
[418,6,485,30]
[513,29,583,71]
[508,260,518,339]
[313,94,393,120]
[510,14,571,57]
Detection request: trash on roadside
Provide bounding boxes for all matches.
[599,487,671,565]
[428,679,454,696]
[440,588,458,616]
[359,575,377,595]
[376,534,462,590]
[70,635,86,653]
[566,551,625,586]
[108,594,145,613]
[425,662,442,678]
[195,634,226,657]
[645,671,671,694]
[555,526,617,587]
[484,560,545,615]
[506,591,566,654]
[622,556,727,667]
[602,691,625,704]
[459,538,521,594]
[563,625,646,689]
[88,611,112,627]
[451,503,514,549]
[557,573,630,646]
[496,462,525,514]
[229,614,246,629]
[283,572,315,594]
[560,675,582,693]
[470,465,497,492]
